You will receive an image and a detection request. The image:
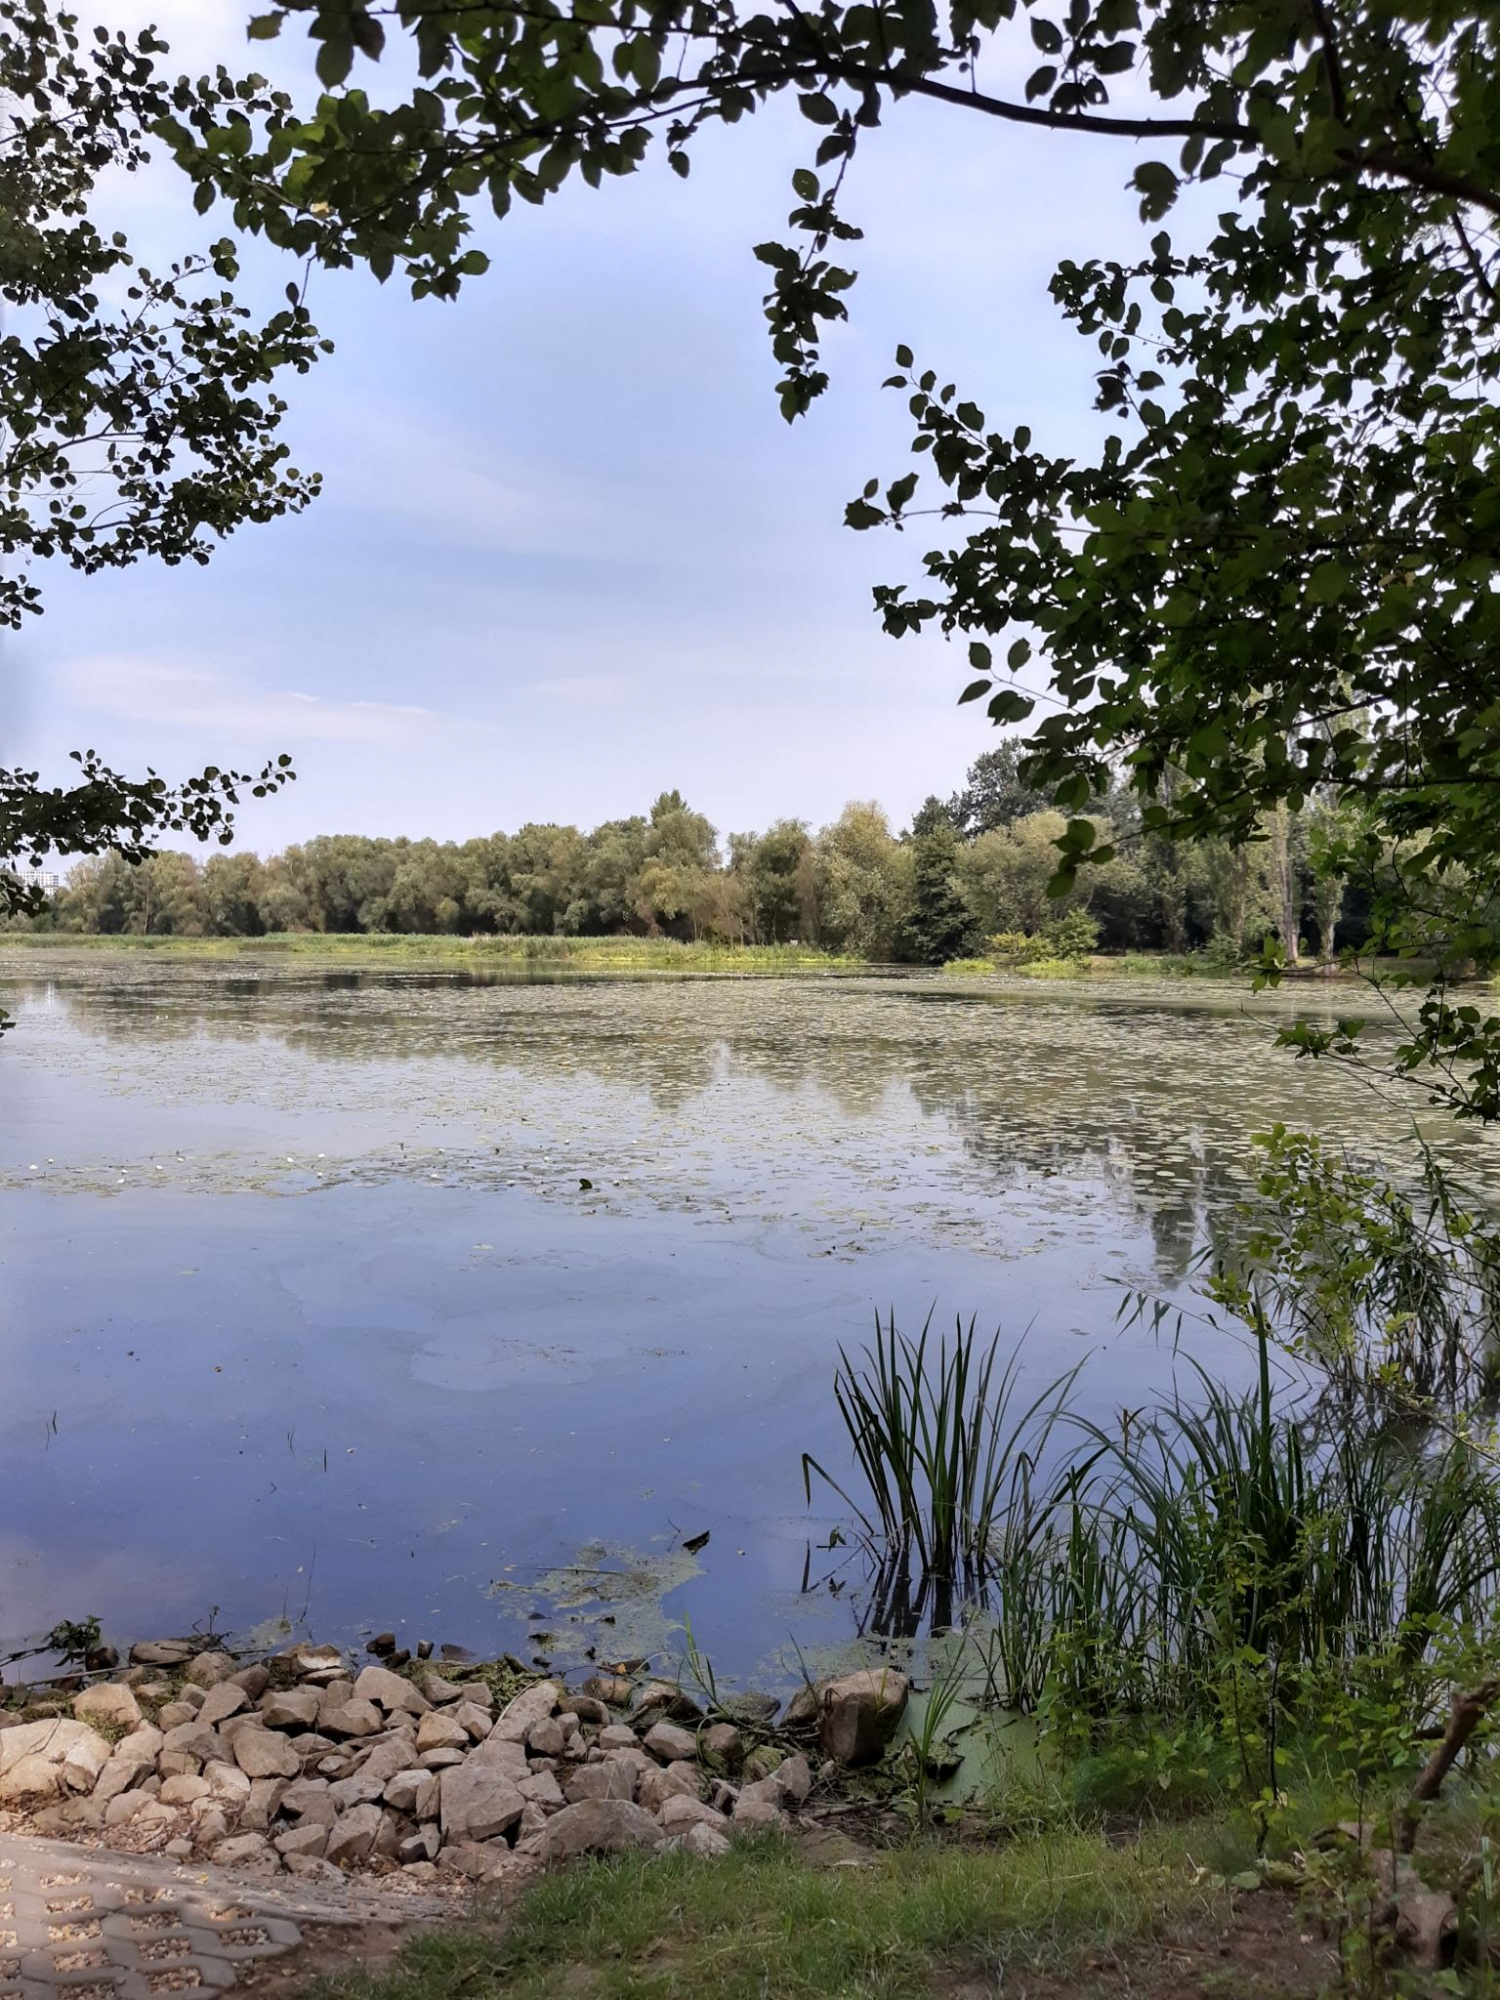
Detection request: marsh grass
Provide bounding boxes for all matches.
[0,932,860,972]
[806,1314,1500,1732]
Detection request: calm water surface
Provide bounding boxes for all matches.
[0,953,1484,1687]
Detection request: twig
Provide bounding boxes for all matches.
[1398,1675,1500,1854]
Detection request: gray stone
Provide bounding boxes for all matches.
[189,1803,231,1850]
[399,1823,442,1865]
[419,1673,464,1706]
[699,1722,744,1772]
[161,1719,220,1764]
[384,1768,441,1819]
[244,1776,290,1829]
[204,1760,253,1806]
[416,1709,469,1753]
[742,1745,785,1784]
[214,1830,279,1869]
[185,1650,237,1688]
[732,1792,788,1835]
[155,1701,195,1732]
[659,1793,726,1834]
[321,1698,383,1738]
[453,1701,492,1741]
[643,1720,698,1763]
[326,1801,384,1866]
[439,1761,524,1844]
[598,1723,638,1751]
[103,1788,158,1827]
[281,1774,331,1814]
[261,1688,320,1730]
[638,1761,701,1815]
[632,1682,702,1725]
[418,1746,468,1770]
[93,1725,163,1802]
[467,1733,529,1777]
[681,1819,732,1858]
[819,1669,909,1765]
[128,1638,196,1667]
[773,1753,812,1807]
[285,1853,346,1884]
[0,1718,111,1801]
[353,1665,430,1716]
[229,1663,272,1700]
[275,1821,329,1858]
[233,1725,301,1779]
[782,1684,821,1729]
[73,1682,143,1732]
[526,1715,567,1757]
[289,1642,346,1680]
[197,1682,249,1728]
[537,1798,662,1862]
[564,1760,634,1805]
[559,1694,611,1726]
[490,1680,559,1743]
[159,1773,209,1805]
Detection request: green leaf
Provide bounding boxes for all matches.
[1030,17,1063,53]
[1007,638,1031,670]
[315,32,355,87]
[797,93,839,126]
[894,344,913,369]
[959,678,992,704]
[1306,560,1349,604]
[791,168,819,201]
[247,12,284,39]
[968,641,992,671]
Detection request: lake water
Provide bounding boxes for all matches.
[0,952,1483,1692]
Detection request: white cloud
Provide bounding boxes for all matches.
[59,656,451,748]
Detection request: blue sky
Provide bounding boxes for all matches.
[13,1,1155,852]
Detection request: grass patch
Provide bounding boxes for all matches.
[0,933,862,974]
[299,1828,1229,2000]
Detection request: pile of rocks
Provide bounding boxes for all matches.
[0,1641,909,1890]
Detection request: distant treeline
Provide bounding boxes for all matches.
[17,749,1363,966]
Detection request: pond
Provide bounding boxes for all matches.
[0,952,1482,1693]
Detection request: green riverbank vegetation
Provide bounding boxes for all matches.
[9,751,1372,973]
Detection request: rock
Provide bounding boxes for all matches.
[368,1632,397,1659]
[559,1694,610,1726]
[197,1684,249,1729]
[598,1724,638,1752]
[285,1854,346,1884]
[419,1674,463,1707]
[441,1841,517,1884]
[782,1684,820,1729]
[281,1775,331,1814]
[518,1770,565,1811]
[159,1774,209,1805]
[353,1666,429,1717]
[526,1716,567,1758]
[718,1692,781,1727]
[326,1802,384,1867]
[453,1702,492,1742]
[73,1683,143,1732]
[289,1644,346,1681]
[638,1761,701,1815]
[384,1769,441,1819]
[190,1805,231,1850]
[490,1680,559,1743]
[564,1761,634,1806]
[104,1789,158,1827]
[699,1722,744,1773]
[161,1719,219,1764]
[93,1726,163,1802]
[634,1683,704,1725]
[233,1727,301,1780]
[261,1689,320,1730]
[732,1793,788,1835]
[229,1664,271,1701]
[467,1734,528,1778]
[400,1824,442,1866]
[205,1761,253,1807]
[537,1799,663,1863]
[454,1683,494,1710]
[819,1670,909,1765]
[244,1776,290,1830]
[681,1819,731,1858]
[659,1794,727,1834]
[418,1747,468,1771]
[215,1832,279,1871]
[156,1702,198,1732]
[321,1699,383,1738]
[440,1763,524,1844]
[773,1754,812,1807]
[185,1651,237,1689]
[275,1822,329,1859]
[742,1745,785,1784]
[0,1718,111,1801]
[582,1675,633,1709]
[416,1710,469,1754]
[129,1639,195,1667]
[518,1801,548,1839]
[643,1721,698,1764]
[164,1837,193,1859]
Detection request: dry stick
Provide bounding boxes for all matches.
[1397,1675,1500,1855]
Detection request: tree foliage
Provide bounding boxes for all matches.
[0,3,322,913]
[169,0,1500,1111]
